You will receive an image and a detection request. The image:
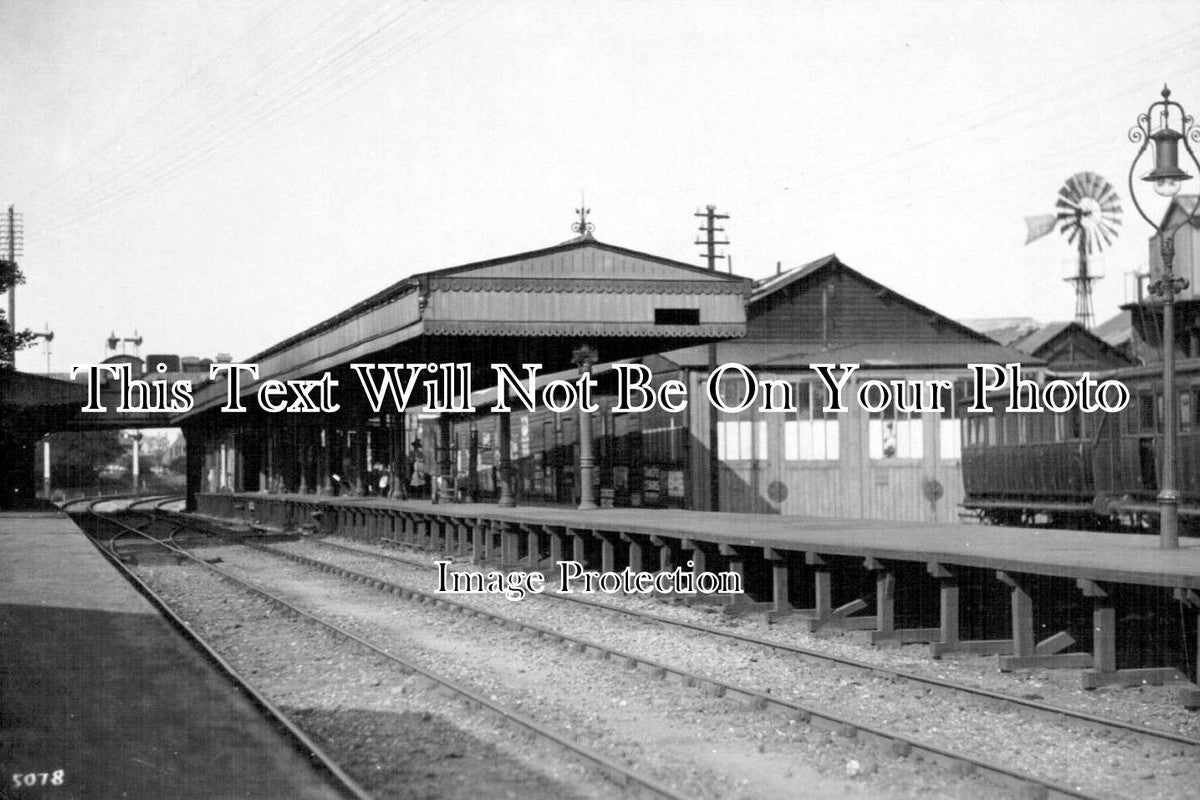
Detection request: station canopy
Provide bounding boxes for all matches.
[181,236,750,418]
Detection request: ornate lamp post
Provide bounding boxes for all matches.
[1128,85,1200,549]
[572,343,599,510]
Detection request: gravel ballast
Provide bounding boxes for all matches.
[262,536,1200,800]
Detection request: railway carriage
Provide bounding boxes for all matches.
[961,358,1200,532]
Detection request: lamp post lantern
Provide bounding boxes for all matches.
[1127,84,1200,549]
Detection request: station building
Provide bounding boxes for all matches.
[176,228,1051,523]
[966,318,1133,371]
[443,254,1038,522]
[178,234,752,509]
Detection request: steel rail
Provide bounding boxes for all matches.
[65,507,373,800]
[86,509,693,800]
[306,534,1200,751]
[102,495,188,554]
[240,538,1105,800]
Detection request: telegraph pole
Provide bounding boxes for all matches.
[694,205,729,271]
[695,204,729,511]
[4,206,20,331]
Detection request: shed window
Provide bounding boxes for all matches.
[717,420,767,461]
[784,382,840,461]
[937,380,968,460]
[869,383,923,459]
[654,308,700,325]
[869,415,923,459]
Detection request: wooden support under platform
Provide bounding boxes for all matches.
[202,492,1200,708]
[681,538,706,574]
[677,538,720,605]
[927,562,1014,658]
[499,521,520,569]
[456,518,470,557]
[994,571,1091,671]
[716,544,770,613]
[521,523,540,570]
[548,526,565,569]
[1078,579,1194,692]
[650,535,674,573]
[860,557,940,645]
[623,533,644,574]
[927,562,1018,658]
[596,531,617,574]
[571,528,588,567]
[764,548,793,619]
[1174,588,1200,710]
[799,553,874,632]
[718,543,746,606]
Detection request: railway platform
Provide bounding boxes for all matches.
[0,511,355,800]
[200,492,1200,707]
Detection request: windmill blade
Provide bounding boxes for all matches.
[1097,183,1119,206]
[1098,226,1114,248]
[1077,172,1094,198]
[1024,214,1059,244]
[1065,174,1086,202]
[1056,197,1081,214]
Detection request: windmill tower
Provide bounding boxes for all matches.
[1024,172,1122,329]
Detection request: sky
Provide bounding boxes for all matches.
[3,0,1199,374]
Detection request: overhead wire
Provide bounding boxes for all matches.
[769,22,1200,207]
[31,2,410,223]
[24,5,1199,250]
[31,1,447,227]
[41,0,485,230]
[22,0,301,207]
[746,50,1200,265]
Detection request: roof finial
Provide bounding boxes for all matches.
[572,194,594,239]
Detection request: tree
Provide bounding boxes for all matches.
[42,431,128,487]
[0,257,33,371]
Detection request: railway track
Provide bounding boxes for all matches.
[55,496,371,800]
[77,502,693,800]
[238,537,1200,800]
[299,532,1200,752]
[129,509,1157,800]
[86,502,1200,798]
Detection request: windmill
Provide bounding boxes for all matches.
[1024,171,1122,329]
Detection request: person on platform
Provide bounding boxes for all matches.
[408,441,428,498]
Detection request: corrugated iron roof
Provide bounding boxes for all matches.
[958,317,1041,346]
[246,237,749,365]
[660,340,1041,369]
[752,254,1000,346]
[1011,320,1075,355]
[1093,310,1132,346]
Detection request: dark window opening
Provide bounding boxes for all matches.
[1139,394,1155,431]
[654,308,700,325]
